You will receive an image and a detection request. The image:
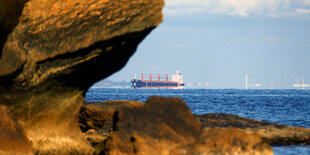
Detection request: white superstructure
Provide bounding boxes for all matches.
[171,71,184,84]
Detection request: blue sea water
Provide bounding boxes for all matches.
[85,88,310,155]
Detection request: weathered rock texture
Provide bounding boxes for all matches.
[0,0,164,154]
[79,98,310,154]
[0,0,29,57]
[196,113,310,146]
[0,105,33,155]
[80,97,273,155]
[107,96,202,155]
[79,100,144,153]
[79,100,144,133]
[171,128,273,155]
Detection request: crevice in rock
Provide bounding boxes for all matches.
[0,63,25,87]
[31,27,154,91]
[112,111,119,131]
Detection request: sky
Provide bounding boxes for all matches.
[95,0,310,89]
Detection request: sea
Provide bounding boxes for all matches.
[85,88,310,155]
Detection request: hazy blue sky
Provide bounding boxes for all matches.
[97,0,310,89]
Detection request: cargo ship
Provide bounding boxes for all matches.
[131,71,185,89]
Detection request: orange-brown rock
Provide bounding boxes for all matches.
[171,128,273,155]
[0,0,28,57]
[0,105,33,155]
[83,129,109,153]
[107,96,202,155]
[195,113,310,146]
[79,100,144,132]
[0,0,164,154]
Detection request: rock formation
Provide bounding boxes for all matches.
[0,0,164,154]
[171,128,273,155]
[1,0,307,154]
[107,96,202,155]
[79,97,310,154]
[0,105,33,155]
[0,0,29,57]
[196,113,310,146]
[79,97,274,155]
[79,100,144,132]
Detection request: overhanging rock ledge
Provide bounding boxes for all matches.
[0,0,164,154]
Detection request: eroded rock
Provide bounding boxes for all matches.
[79,97,310,154]
[0,0,164,154]
[107,96,202,155]
[79,100,144,133]
[79,100,144,153]
[91,97,274,155]
[171,128,273,155]
[196,113,310,146]
[197,128,273,155]
[0,0,29,57]
[0,105,33,155]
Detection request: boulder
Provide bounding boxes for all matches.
[0,105,33,155]
[196,113,310,146]
[79,100,144,154]
[0,0,164,154]
[101,97,274,155]
[171,128,273,155]
[107,96,202,155]
[79,100,144,133]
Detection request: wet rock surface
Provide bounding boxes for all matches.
[0,0,164,154]
[196,113,310,146]
[0,105,33,155]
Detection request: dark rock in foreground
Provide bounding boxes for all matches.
[0,105,33,154]
[80,96,273,155]
[196,113,310,146]
[79,100,145,153]
[79,100,144,133]
[107,96,202,155]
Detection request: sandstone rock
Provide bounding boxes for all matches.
[171,128,273,155]
[247,126,310,146]
[0,0,29,57]
[0,0,164,81]
[107,96,202,155]
[104,97,274,155]
[79,100,144,133]
[84,129,109,146]
[0,105,33,155]
[196,113,310,146]
[0,0,164,154]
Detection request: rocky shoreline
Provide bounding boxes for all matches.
[1,0,309,154]
[1,95,309,154]
[196,113,310,146]
[79,97,310,154]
